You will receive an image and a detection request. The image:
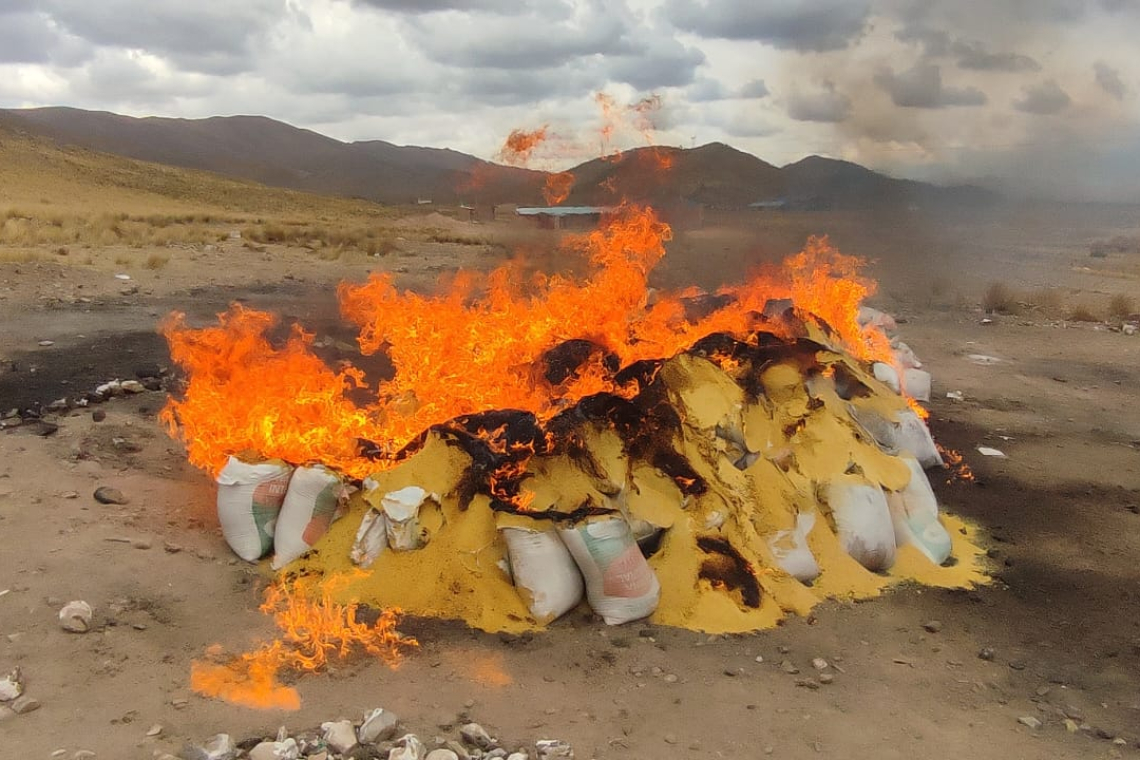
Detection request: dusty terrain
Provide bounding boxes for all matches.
[2,205,1139,760]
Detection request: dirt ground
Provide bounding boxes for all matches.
[1,205,1138,759]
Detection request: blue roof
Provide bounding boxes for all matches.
[516,206,615,217]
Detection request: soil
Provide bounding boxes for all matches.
[1,207,1138,759]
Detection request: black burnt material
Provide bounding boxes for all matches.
[542,339,620,386]
[696,535,762,608]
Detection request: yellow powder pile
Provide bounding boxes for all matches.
[290,341,988,634]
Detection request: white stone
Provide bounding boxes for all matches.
[425,751,459,760]
[535,740,573,760]
[460,723,496,750]
[359,707,400,744]
[0,668,22,701]
[59,600,93,633]
[389,734,426,760]
[248,738,299,760]
[321,720,358,754]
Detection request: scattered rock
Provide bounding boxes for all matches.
[534,739,573,760]
[780,660,800,675]
[38,340,55,347]
[93,486,128,505]
[147,724,164,737]
[795,679,820,690]
[321,720,357,754]
[460,723,496,751]
[1064,719,1080,733]
[248,739,300,760]
[1018,717,1042,729]
[506,753,528,760]
[819,673,835,685]
[978,647,996,661]
[59,600,94,633]
[120,380,146,394]
[73,752,97,760]
[662,673,678,683]
[92,410,106,422]
[358,707,400,744]
[389,734,426,760]
[811,658,828,670]
[0,667,22,701]
[181,734,236,760]
[1095,727,1115,740]
[10,695,41,714]
[1009,660,1027,671]
[922,620,943,633]
[425,751,459,760]
[1061,705,1085,721]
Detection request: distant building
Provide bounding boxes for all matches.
[459,204,497,223]
[516,206,615,230]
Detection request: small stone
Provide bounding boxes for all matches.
[780,660,800,675]
[171,697,189,709]
[754,655,764,664]
[248,739,299,760]
[62,491,79,499]
[425,751,459,760]
[922,620,943,633]
[94,486,128,505]
[778,645,790,654]
[389,734,426,760]
[664,734,678,744]
[663,673,678,683]
[1064,719,1080,733]
[1061,705,1086,721]
[120,380,146,394]
[1009,660,1027,671]
[1113,738,1127,746]
[146,724,164,737]
[534,739,572,760]
[181,733,236,760]
[0,668,22,701]
[444,740,471,760]
[59,600,94,632]
[1035,686,1051,697]
[38,340,55,347]
[811,658,828,670]
[132,539,152,550]
[795,679,820,690]
[819,673,835,685]
[321,720,357,754]
[11,695,40,714]
[73,752,97,760]
[358,707,400,744]
[460,723,496,751]
[1096,728,1115,740]
[50,750,67,759]
[978,647,996,661]
[92,410,106,422]
[1018,717,1042,729]
[505,753,528,760]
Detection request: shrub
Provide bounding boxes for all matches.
[982,282,1018,314]
[144,253,169,270]
[1067,305,1101,323]
[1108,293,1135,319]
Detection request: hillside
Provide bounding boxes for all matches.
[2,107,545,206]
[2,107,992,211]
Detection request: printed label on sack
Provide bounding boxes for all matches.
[252,475,291,554]
[301,482,345,545]
[600,543,654,598]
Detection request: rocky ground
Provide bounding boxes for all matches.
[1,211,1139,760]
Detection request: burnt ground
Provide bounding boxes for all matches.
[1,235,1139,759]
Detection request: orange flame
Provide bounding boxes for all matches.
[162,206,893,481]
[542,171,574,205]
[190,573,416,710]
[498,126,549,166]
[936,444,976,484]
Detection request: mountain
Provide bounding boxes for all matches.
[1,107,991,210]
[1,107,545,205]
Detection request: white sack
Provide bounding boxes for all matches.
[766,511,821,582]
[896,410,942,468]
[902,368,932,402]
[216,456,293,562]
[827,478,897,571]
[891,340,922,370]
[380,486,438,550]
[872,362,901,394]
[271,464,349,569]
[887,458,952,565]
[350,507,389,569]
[558,517,660,625]
[502,526,585,623]
[857,306,897,332]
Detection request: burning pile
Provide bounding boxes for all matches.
[161,205,985,635]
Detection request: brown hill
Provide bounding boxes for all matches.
[2,107,545,206]
[2,107,992,211]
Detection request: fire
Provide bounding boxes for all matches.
[542,171,574,205]
[190,572,416,710]
[498,126,549,166]
[937,444,976,483]
[162,205,895,482]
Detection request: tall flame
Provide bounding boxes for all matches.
[162,205,893,480]
[190,573,416,710]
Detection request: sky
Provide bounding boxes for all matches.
[2,0,1139,200]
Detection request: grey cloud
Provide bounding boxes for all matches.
[0,10,93,65]
[605,34,704,89]
[786,82,850,123]
[353,0,533,12]
[1094,61,1126,100]
[894,24,950,56]
[687,78,731,102]
[738,79,770,99]
[952,39,1040,72]
[1013,80,1072,114]
[875,64,987,108]
[40,0,284,74]
[665,0,870,51]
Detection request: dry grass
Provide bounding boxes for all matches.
[1067,305,1101,323]
[144,253,170,270]
[242,223,400,256]
[1025,287,1064,314]
[982,281,1019,314]
[1108,293,1135,319]
[427,231,491,246]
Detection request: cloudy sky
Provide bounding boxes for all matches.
[2,0,1139,200]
